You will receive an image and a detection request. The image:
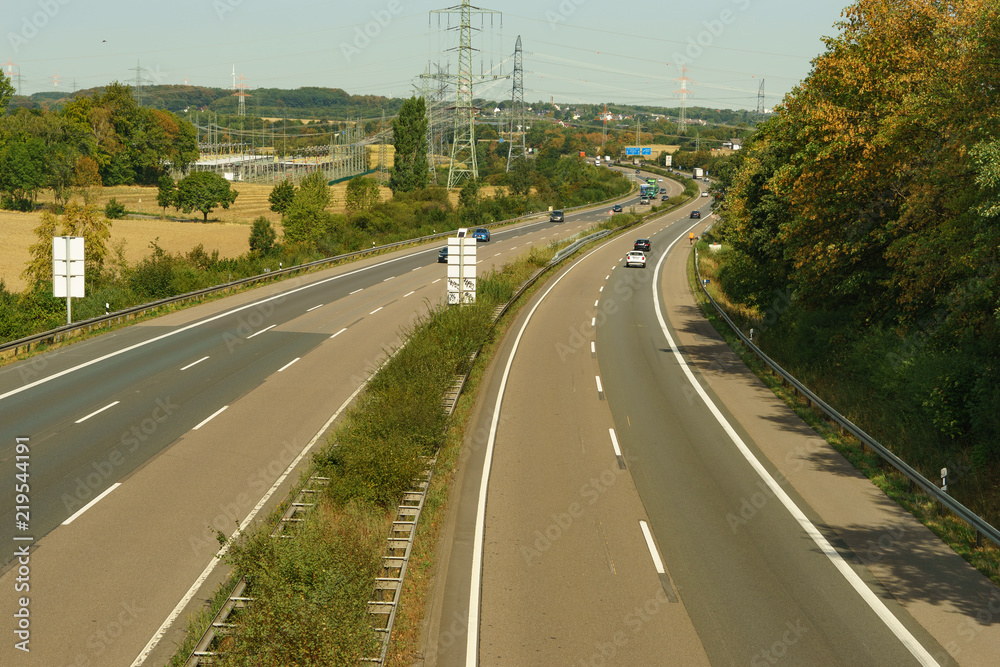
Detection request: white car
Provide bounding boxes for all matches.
[625,251,647,268]
[701,191,709,197]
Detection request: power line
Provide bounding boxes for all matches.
[506,35,527,173]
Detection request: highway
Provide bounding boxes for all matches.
[0,192,637,666]
[423,180,1000,665]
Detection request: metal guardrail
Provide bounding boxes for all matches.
[693,249,1000,550]
[0,186,637,359]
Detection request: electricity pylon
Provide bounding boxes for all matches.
[429,0,504,189]
[506,35,527,173]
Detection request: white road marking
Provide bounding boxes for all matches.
[591,317,596,328]
[594,300,599,307]
[596,376,604,398]
[495,252,502,257]
[181,356,210,371]
[192,406,228,431]
[591,341,596,356]
[608,427,622,456]
[350,288,363,294]
[1,248,426,404]
[277,357,300,372]
[639,520,665,574]
[383,276,395,282]
[74,400,120,424]
[306,304,323,312]
[62,483,121,525]
[330,327,347,339]
[247,324,275,339]
[600,286,604,292]
[370,306,383,315]
[130,344,398,667]
[432,278,442,284]
[404,291,416,297]
[651,227,940,667]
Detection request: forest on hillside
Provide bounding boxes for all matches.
[713,0,1000,480]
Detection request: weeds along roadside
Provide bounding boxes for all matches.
[164,247,552,665]
[164,201,683,665]
[687,243,1000,588]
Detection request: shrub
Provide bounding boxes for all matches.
[104,198,127,219]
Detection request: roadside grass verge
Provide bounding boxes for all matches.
[689,244,1000,588]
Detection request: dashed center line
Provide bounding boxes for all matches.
[247,324,275,339]
[181,356,210,371]
[639,520,665,574]
[404,290,416,297]
[193,406,228,431]
[306,304,323,312]
[75,400,120,424]
[596,376,604,399]
[370,306,383,315]
[383,276,395,282]
[432,278,442,284]
[330,327,347,339]
[350,288,363,295]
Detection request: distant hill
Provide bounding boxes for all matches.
[12,84,407,120]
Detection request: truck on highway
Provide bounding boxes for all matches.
[693,167,704,179]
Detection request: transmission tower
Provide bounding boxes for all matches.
[233,73,250,117]
[506,35,527,173]
[130,60,150,105]
[674,65,693,135]
[430,0,504,189]
[378,109,389,184]
[4,58,20,95]
[601,102,608,154]
[756,79,766,119]
[415,62,451,184]
[51,71,61,90]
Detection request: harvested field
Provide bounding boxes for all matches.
[2,179,398,292]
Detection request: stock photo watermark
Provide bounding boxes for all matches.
[339,1,405,63]
[672,0,754,67]
[7,0,73,53]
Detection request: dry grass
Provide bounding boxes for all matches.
[1,179,398,292]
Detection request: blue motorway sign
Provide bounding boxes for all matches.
[626,147,652,156]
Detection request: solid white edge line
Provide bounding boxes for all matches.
[0,249,423,404]
[180,356,210,371]
[74,400,120,424]
[246,324,275,339]
[639,520,665,574]
[370,306,383,315]
[63,483,120,525]
[467,240,616,666]
[651,228,939,667]
[130,368,379,667]
[192,405,228,431]
[330,328,348,339]
[608,427,622,457]
[277,357,300,373]
[306,304,323,312]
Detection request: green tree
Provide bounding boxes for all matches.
[156,174,176,212]
[344,176,380,213]
[0,70,14,113]
[248,216,277,255]
[282,171,331,246]
[268,179,295,213]
[389,97,429,193]
[175,171,239,221]
[0,138,47,210]
[506,159,533,197]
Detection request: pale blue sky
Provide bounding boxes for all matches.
[4,0,851,109]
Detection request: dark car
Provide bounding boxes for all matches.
[550,210,564,222]
[472,227,490,242]
[438,247,449,263]
[659,188,666,194]
[634,238,651,251]
[661,195,669,201]
[690,210,701,219]
[612,204,623,213]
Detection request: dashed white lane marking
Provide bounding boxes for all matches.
[180,356,209,371]
[247,324,275,339]
[62,483,121,525]
[75,400,120,424]
[639,520,666,574]
[370,306,383,315]
[330,327,347,339]
[193,405,228,431]
[306,304,323,312]
[277,357,300,373]
[350,288,363,295]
